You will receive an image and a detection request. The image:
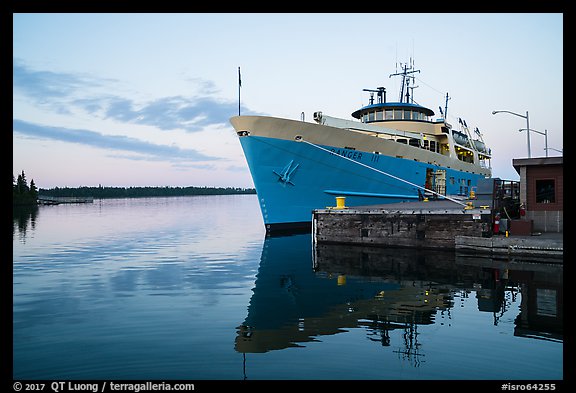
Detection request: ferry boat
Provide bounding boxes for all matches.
[230,63,492,232]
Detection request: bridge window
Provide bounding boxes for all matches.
[394,109,402,120]
[404,110,411,120]
[368,111,375,122]
[385,109,393,120]
[376,111,383,121]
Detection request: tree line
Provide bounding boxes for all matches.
[39,185,256,198]
[14,170,256,203]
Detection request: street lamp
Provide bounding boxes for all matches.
[546,147,563,154]
[492,110,531,158]
[519,128,547,157]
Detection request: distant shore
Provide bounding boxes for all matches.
[37,185,256,199]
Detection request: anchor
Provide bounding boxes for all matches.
[273,160,300,185]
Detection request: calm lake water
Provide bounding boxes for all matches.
[13,195,563,381]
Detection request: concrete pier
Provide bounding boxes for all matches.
[455,233,563,262]
[313,200,491,249]
[312,199,562,261]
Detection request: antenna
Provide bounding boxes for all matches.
[444,93,451,119]
[395,43,398,74]
[238,66,242,116]
[390,62,420,103]
[407,79,419,104]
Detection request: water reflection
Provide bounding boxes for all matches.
[455,252,563,342]
[12,204,39,242]
[236,235,563,358]
[13,196,265,380]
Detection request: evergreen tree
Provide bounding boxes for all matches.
[29,179,38,199]
[13,170,38,205]
[17,170,29,195]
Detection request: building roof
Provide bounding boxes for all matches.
[512,156,563,175]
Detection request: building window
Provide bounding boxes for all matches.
[535,179,555,203]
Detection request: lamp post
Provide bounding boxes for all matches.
[546,147,563,154]
[519,128,547,157]
[492,110,531,158]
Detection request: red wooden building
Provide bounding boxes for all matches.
[512,157,563,233]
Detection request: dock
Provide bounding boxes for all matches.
[455,232,563,261]
[37,195,94,205]
[312,199,562,261]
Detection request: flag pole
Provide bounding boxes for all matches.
[238,66,241,116]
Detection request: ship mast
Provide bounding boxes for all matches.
[389,60,420,103]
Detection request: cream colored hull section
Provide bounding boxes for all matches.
[230,115,491,177]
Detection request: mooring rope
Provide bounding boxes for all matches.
[299,138,468,207]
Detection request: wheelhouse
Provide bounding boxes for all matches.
[351,102,435,124]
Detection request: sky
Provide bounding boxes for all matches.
[13,13,563,189]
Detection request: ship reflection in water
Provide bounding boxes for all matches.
[235,233,562,366]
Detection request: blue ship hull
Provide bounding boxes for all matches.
[240,135,484,232]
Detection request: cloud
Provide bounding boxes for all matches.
[102,95,241,132]
[13,60,255,133]
[13,119,219,163]
[13,59,103,100]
